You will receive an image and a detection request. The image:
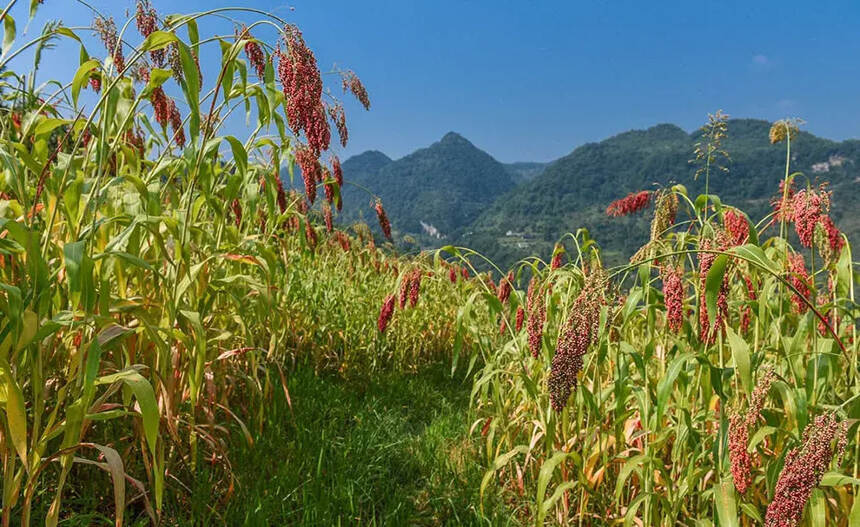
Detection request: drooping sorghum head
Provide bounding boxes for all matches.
[448,266,457,284]
[606,190,652,217]
[168,100,185,148]
[398,272,411,309]
[336,230,350,252]
[94,16,125,73]
[89,75,102,93]
[408,269,422,308]
[551,244,565,270]
[327,103,348,147]
[786,252,810,314]
[765,413,847,527]
[515,306,525,332]
[135,1,164,66]
[549,271,606,411]
[728,412,752,494]
[323,203,333,233]
[747,366,775,427]
[151,86,170,127]
[275,174,288,213]
[526,277,546,358]
[341,70,370,110]
[698,237,728,344]
[377,294,395,333]
[497,271,514,304]
[277,26,330,155]
[460,266,469,279]
[769,119,800,144]
[322,166,335,204]
[814,215,844,261]
[330,155,343,188]
[295,145,320,204]
[724,209,749,246]
[239,26,266,79]
[375,199,392,241]
[791,187,830,248]
[303,218,318,249]
[772,179,796,223]
[661,265,684,333]
[649,189,679,240]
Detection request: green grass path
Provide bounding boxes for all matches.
[198,364,515,526]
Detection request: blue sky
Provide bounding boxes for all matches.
[15,0,860,162]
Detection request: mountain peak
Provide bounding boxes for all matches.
[439,131,472,146]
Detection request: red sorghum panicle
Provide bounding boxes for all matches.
[89,75,101,92]
[377,294,395,333]
[791,188,829,247]
[661,265,684,333]
[606,190,652,217]
[498,271,513,304]
[448,266,457,284]
[551,244,565,269]
[168,100,185,148]
[728,412,752,494]
[322,166,335,204]
[786,253,810,313]
[724,209,749,246]
[515,306,525,332]
[398,272,411,309]
[460,266,469,279]
[295,145,320,204]
[135,1,164,66]
[499,318,506,335]
[526,277,545,358]
[94,16,125,73]
[408,269,422,307]
[375,200,392,241]
[275,175,287,213]
[748,367,775,424]
[304,218,317,248]
[328,103,348,147]
[765,413,847,527]
[330,155,343,187]
[729,367,775,494]
[336,230,350,251]
[240,26,266,79]
[231,199,242,228]
[772,179,796,223]
[549,271,606,411]
[151,86,170,127]
[815,215,844,259]
[323,203,333,233]
[341,70,370,110]
[277,26,330,155]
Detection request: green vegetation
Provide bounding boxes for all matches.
[0,3,857,526]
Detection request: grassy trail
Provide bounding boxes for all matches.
[190,364,515,526]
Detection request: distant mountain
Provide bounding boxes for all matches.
[504,162,547,184]
[465,119,860,266]
[337,132,518,244]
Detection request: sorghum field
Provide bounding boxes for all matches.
[0,2,857,526]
